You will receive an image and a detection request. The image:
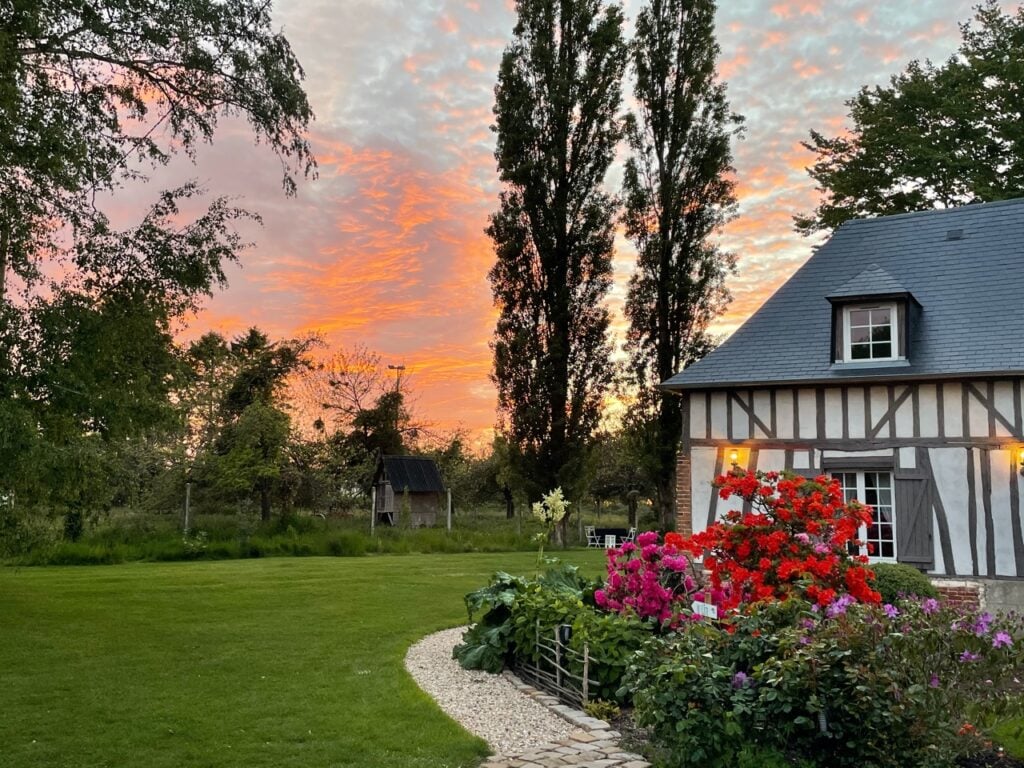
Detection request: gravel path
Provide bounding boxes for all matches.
[404,627,576,754]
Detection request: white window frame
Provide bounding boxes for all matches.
[831,470,898,563]
[843,302,900,363]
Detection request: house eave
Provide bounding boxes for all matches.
[659,369,1024,393]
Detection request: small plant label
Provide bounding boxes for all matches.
[691,600,718,619]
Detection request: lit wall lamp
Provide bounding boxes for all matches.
[728,447,740,465]
[1018,447,1024,477]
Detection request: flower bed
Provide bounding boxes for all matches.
[457,471,1024,767]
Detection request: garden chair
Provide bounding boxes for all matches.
[585,525,600,548]
[623,527,636,543]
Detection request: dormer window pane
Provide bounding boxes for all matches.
[843,303,900,362]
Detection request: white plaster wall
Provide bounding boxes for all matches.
[870,386,889,437]
[898,447,916,469]
[709,392,728,439]
[689,393,707,440]
[731,395,750,440]
[824,389,842,439]
[930,447,971,575]
[822,449,893,460]
[776,389,794,439]
[753,390,772,439]
[994,382,1016,437]
[792,449,812,470]
[969,390,989,438]
[990,450,1016,576]
[847,387,866,438]
[919,384,939,438]
[690,447,719,534]
[972,450,989,577]
[942,383,962,437]
[894,387,914,438]
[758,449,787,473]
[798,389,816,439]
[932,511,947,575]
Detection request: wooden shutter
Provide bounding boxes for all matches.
[895,471,934,569]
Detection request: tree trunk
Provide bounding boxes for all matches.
[0,218,9,311]
[503,486,515,519]
[259,483,272,521]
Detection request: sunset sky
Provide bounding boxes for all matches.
[124,0,1007,442]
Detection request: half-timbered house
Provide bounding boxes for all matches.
[663,199,1024,592]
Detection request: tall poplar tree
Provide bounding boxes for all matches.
[622,0,741,526]
[488,0,626,501]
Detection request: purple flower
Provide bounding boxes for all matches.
[799,636,811,645]
[826,594,856,618]
[993,631,1013,649]
[883,604,900,619]
[960,650,981,663]
[973,613,993,637]
[732,671,749,689]
[922,598,940,615]
[813,543,830,555]
[929,674,940,688]
[794,533,811,544]
[800,618,816,630]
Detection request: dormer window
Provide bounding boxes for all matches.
[827,264,919,366]
[845,303,898,361]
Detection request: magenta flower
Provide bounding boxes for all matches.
[929,674,940,688]
[960,650,981,663]
[636,531,659,547]
[922,598,940,615]
[883,604,900,619]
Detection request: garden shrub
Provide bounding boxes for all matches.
[626,597,1024,768]
[595,530,706,626]
[454,570,530,672]
[870,561,939,603]
[686,469,881,610]
[455,564,653,699]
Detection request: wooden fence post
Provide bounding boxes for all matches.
[582,643,590,705]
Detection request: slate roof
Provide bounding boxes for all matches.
[826,264,911,300]
[379,455,445,493]
[662,198,1024,390]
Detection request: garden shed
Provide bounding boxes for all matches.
[372,455,445,527]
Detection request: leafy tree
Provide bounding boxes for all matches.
[196,328,315,520]
[295,346,424,492]
[211,401,291,522]
[0,0,314,313]
[622,0,740,527]
[0,0,314,525]
[586,429,654,526]
[795,1,1024,234]
[488,0,626,504]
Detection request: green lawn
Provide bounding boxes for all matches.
[0,551,606,768]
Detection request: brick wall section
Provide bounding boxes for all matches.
[934,583,982,611]
[675,451,692,536]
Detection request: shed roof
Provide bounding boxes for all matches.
[663,198,1024,390]
[380,455,445,493]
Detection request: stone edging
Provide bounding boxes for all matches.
[480,672,651,768]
